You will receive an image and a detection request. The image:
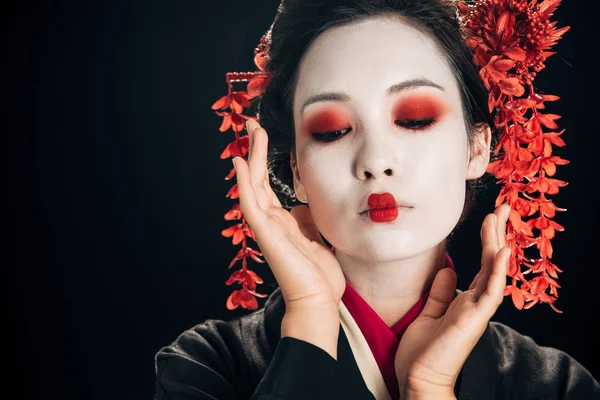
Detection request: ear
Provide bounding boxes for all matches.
[290,152,308,203]
[466,123,492,180]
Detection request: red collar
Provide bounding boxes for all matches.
[341,252,455,400]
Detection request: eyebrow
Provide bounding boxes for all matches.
[299,78,445,114]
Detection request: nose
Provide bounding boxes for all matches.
[354,131,398,181]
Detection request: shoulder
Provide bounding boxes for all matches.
[156,307,268,369]
[154,290,285,399]
[483,321,599,399]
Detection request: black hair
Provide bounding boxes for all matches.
[257,0,497,225]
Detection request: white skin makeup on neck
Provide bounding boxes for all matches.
[291,16,491,327]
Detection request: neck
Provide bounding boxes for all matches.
[335,241,448,328]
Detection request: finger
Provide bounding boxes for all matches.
[233,156,266,232]
[248,118,271,186]
[419,268,457,319]
[471,206,510,293]
[471,213,497,296]
[248,121,267,187]
[246,119,254,162]
[247,121,274,210]
[290,205,325,245]
[248,119,283,209]
[477,246,511,315]
[266,180,283,208]
[496,204,510,249]
[468,270,481,291]
[257,131,283,209]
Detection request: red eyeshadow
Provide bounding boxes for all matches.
[393,94,448,121]
[304,108,350,134]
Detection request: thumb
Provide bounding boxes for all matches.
[419,268,457,319]
[290,205,325,245]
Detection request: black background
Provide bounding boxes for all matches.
[9,1,599,399]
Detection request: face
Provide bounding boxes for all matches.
[291,16,490,262]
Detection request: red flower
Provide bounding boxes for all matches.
[508,208,533,236]
[228,246,264,268]
[528,155,569,177]
[504,285,526,310]
[494,181,528,206]
[226,287,268,311]
[226,184,238,199]
[220,136,249,159]
[503,46,526,62]
[212,91,251,113]
[460,0,570,312]
[537,194,566,219]
[254,51,268,71]
[527,216,565,239]
[215,110,251,133]
[498,77,525,96]
[528,130,566,157]
[507,255,520,277]
[247,75,269,98]
[529,274,561,298]
[537,113,561,130]
[224,203,243,221]
[487,157,531,179]
[513,197,535,218]
[527,176,568,195]
[531,258,563,278]
[226,268,264,290]
[537,236,553,259]
[221,222,255,245]
[225,167,236,180]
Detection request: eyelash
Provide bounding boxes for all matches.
[312,118,436,142]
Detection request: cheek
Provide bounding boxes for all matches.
[299,150,344,194]
[411,122,469,191]
[296,145,353,212]
[409,128,468,241]
[295,152,348,240]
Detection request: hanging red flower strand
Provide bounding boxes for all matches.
[458,0,570,312]
[211,32,272,310]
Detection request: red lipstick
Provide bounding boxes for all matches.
[367,193,399,222]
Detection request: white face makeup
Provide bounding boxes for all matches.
[291,16,490,262]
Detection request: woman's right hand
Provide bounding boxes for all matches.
[233,119,346,317]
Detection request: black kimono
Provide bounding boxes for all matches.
[154,286,600,399]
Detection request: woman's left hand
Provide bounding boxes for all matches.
[395,204,512,399]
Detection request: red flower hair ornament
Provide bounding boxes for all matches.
[212,0,570,312]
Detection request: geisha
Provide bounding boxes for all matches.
[154,0,600,398]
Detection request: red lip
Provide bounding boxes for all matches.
[368,193,397,209]
[367,193,399,222]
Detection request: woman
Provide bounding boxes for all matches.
[155,0,600,398]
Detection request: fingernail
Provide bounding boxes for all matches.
[232,157,238,170]
[245,120,251,131]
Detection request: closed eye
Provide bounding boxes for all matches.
[312,128,352,142]
[395,118,436,130]
[311,117,435,142]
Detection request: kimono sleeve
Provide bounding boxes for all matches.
[541,346,600,399]
[154,323,348,400]
[489,322,600,399]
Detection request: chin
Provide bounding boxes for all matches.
[350,232,423,262]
